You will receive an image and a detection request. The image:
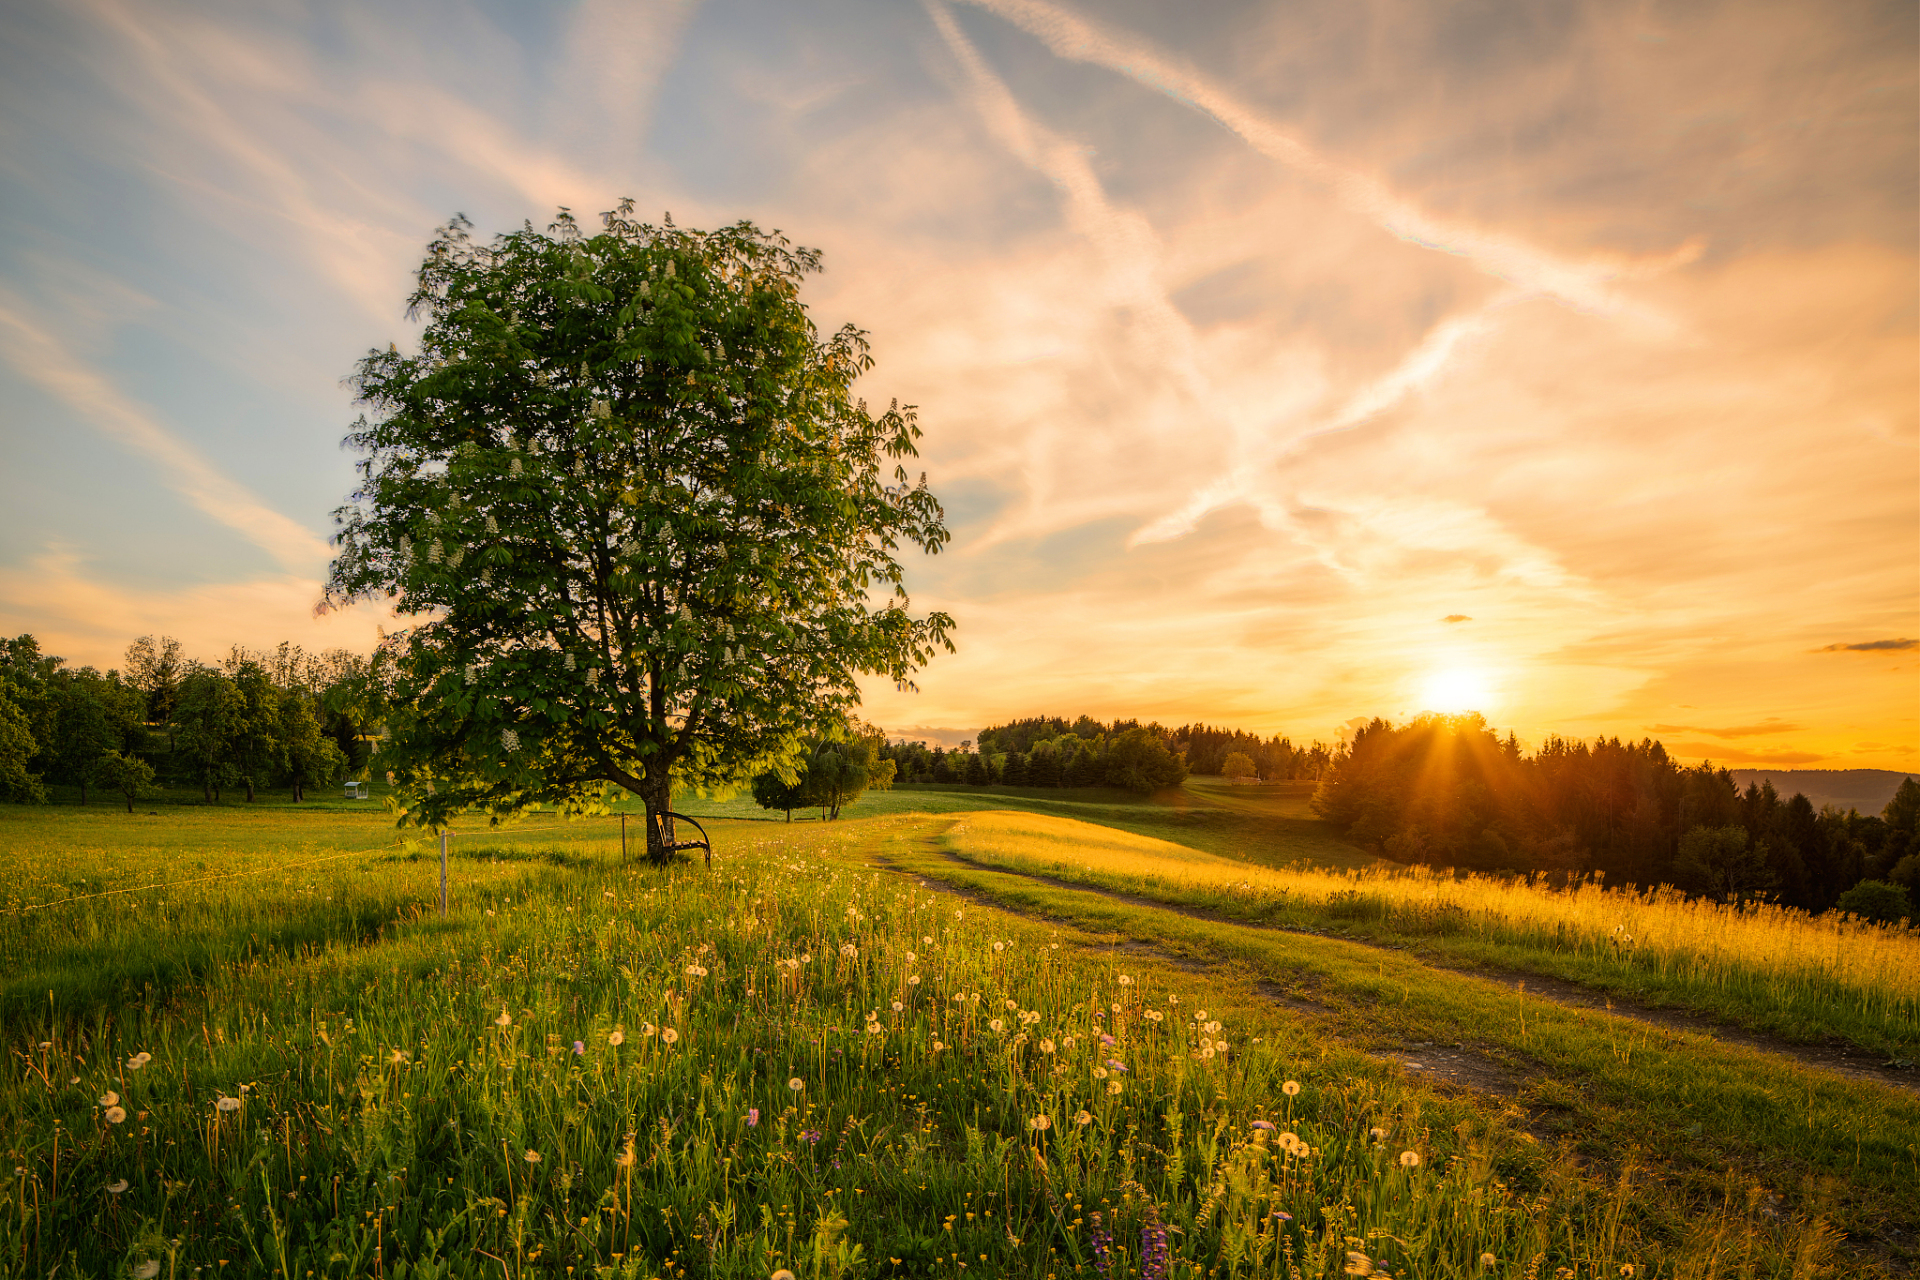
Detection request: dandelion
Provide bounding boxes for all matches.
[135,1262,161,1279]
[839,943,857,958]
[1106,1079,1124,1095]
[106,1105,127,1123]
[1215,1039,1229,1052]
[772,1271,797,1280]
[908,975,921,986]
[1029,1114,1052,1131]
[1480,1256,1498,1271]
[1039,1038,1055,1054]
[1093,1067,1109,1080]
[106,1179,129,1194]
[747,1108,760,1127]
[495,1009,513,1027]
[1005,998,1019,1011]
[641,1023,656,1038]
[215,1096,241,1114]
[989,1019,1005,1033]
[99,1091,119,1108]
[1168,994,1179,1004]
[1370,1127,1387,1142]
[388,1048,413,1065]
[615,1142,637,1169]
[932,1041,945,1051]
[609,1030,626,1046]
[1110,1001,1122,1013]
[1062,1034,1077,1049]
[1118,974,1133,986]
[1282,1080,1301,1096]
[128,1053,151,1070]
[891,1001,904,1012]
[788,1077,805,1093]
[905,951,916,963]
[1074,1110,1092,1126]
[525,1149,541,1164]
[1196,1009,1208,1020]
[685,964,709,977]
[661,1028,680,1046]
[993,941,1005,953]
[1400,1150,1421,1168]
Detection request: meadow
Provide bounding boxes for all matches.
[931,810,1920,1060]
[0,794,1914,1278]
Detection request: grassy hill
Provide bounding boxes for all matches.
[1,790,1914,1275]
[1727,768,1916,815]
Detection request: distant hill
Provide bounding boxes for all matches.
[1727,769,1916,815]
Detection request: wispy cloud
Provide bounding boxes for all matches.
[954,0,1701,315]
[0,296,333,571]
[1818,639,1917,653]
[1652,721,1801,739]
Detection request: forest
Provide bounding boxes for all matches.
[0,633,381,809]
[1309,713,1919,917]
[879,715,1331,794]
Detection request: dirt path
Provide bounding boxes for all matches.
[875,841,1920,1099]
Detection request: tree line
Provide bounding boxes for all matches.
[0,633,381,809]
[876,715,1330,794]
[1310,713,1920,919]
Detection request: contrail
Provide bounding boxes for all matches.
[0,298,333,572]
[955,0,1699,314]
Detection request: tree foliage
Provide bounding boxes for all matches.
[323,205,952,858]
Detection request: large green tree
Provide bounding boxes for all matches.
[324,205,952,860]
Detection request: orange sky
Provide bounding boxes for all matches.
[1,0,1913,767]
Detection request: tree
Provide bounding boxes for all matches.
[279,695,345,802]
[1834,879,1912,925]
[52,670,118,804]
[323,205,952,861]
[1221,751,1256,780]
[93,749,156,813]
[1673,824,1777,903]
[0,685,44,803]
[175,668,245,802]
[1106,727,1189,794]
[124,635,184,747]
[223,656,284,802]
[751,768,812,821]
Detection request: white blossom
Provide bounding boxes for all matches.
[501,728,520,752]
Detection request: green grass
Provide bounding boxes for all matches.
[0,799,1905,1277]
[928,808,1920,1063]
[886,822,1920,1268]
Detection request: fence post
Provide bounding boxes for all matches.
[439,831,449,919]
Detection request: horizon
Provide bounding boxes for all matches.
[1,0,1914,770]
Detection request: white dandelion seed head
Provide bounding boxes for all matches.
[608,1030,626,1046]
[788,1076,804,1092]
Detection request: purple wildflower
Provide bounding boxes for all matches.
[1089,1211,1112,1280]
[1140,1205,1169,1280]
[802,1128,821,1144]
[1252,1120,1276,1132]
[746,1108,760,1127]
[572,1041,585,1056]
[1099,1033,1117,1046]
[1105,1059,1129,1073]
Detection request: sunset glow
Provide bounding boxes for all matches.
[0,0,1912,766]
[1417,668,1495,718]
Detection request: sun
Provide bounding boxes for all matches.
[1418,667,1494,714]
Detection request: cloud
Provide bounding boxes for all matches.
[1818,639,1918,653]
[0,296,333,572]
[1651,721,1801,739]
[1664,743,1828,766]
[1441,615,1471,624]
[954,0,1700,316]
[0,544,386,670]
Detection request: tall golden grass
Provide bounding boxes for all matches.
[948,810,1920,1014]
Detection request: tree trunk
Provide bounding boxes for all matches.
[79,779,88,806]
[245,776,255,802]
[642,764,674,865]
[203,776,213,803]
[124,789,134,813]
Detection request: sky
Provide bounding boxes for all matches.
[0,0,1914,768]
